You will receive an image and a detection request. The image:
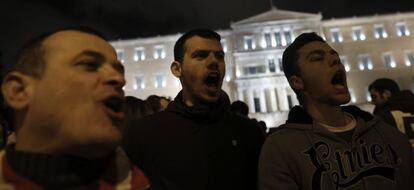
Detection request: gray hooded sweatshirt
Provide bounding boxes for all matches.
[259,106,414,190]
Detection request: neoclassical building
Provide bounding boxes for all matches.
[111,8,414,128]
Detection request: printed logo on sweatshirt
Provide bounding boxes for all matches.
[390,110,414,147]
[303,140,399,190]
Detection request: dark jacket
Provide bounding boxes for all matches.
[259,105,414,190]
[0,147,149,189]
[122,91,265,190]
[373,90,414,146]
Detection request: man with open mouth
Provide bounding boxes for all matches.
[122,28,265,190]
[259,32,414,190]
[0,27,148,189]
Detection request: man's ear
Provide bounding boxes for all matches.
[1,72,35,110]
[288,75,304,91]
[170,61,182,78]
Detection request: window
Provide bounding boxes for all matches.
[330,28,343,43]
[287,95,293,109]
[268,59,276,73]
[366,91,372,102]
[358,54,373,70]
[264,33,272,48]
[374,24,388,39]
[135,76,145,89]
[274,32,282,47]
[248,67,257,74]
[340,56,350,72]
[244,36,255,50]
[155,75,165,88]
[221,39,228,53]
[278,58,283,72]
[349,88,356,103]
[133,48,145,61]
[225,75,231,82]
[352,27,366,41]
[153,46,165,59]
[116,49,124,63]
[244,65,266,75]
[254,97,261,112]
[383,53,396,68]
[396,22,410,37]
[405,51,414,66]
[284,30,293,45]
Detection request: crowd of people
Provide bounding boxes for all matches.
[0,26,413,190]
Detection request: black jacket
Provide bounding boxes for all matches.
[122,91,265,190]
[373,90,414,145]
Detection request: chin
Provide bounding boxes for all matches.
[199,94,220,104]
[92,126,122,144]
[335,96,351,105]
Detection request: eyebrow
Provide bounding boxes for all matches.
[75,50,124,73]
[306,49,339,59]
[191,49,225,56]
[76,50,105,62]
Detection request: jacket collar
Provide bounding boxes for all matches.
[166,90,230,123]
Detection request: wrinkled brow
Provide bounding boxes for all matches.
[74,50,124,73]
[306,49,338,59]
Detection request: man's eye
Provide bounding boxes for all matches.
[310,56,323,62]
[215,52,225,59]
[193,52,209,59]
[78,61,100,71]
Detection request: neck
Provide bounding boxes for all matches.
[304,101,348,126]
[15,128,113,159]
[181,90,195,107]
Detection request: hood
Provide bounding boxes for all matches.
[166,90,230,123]
[283,105,379,138]
[286,105,373,124]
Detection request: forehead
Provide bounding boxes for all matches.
[183,36,222,53]
[369,88,380,94]
[298,41,333,58]
[42,30,116,58]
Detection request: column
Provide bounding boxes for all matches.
[292,93,300,106]
[259,89,267,113]
[277,88,289,111]
[246,89,255,113]
[237,89,244,101]
[268,88,278,112]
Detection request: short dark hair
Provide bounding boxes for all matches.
[230,100,249,117]
[3,26,106,131]
[146,95,170,112]
[368,78,400,95]
[282,32,326,104]
[8,26,106,78]
[174,28,221,63]
[282,32,325,79]
[125,96,154,119]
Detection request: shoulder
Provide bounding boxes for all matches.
[371,119,412,146]
[266,123,308,147]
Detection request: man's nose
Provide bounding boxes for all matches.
[207,53,220,70]
[330,56,341,66]
[104,66,126,88]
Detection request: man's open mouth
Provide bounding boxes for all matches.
[103,96,124,115]
[331,70,347,88]
[204,72,221,89]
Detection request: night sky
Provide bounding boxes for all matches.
[1,0,413,70]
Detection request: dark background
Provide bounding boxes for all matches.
[1,0,413,71]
